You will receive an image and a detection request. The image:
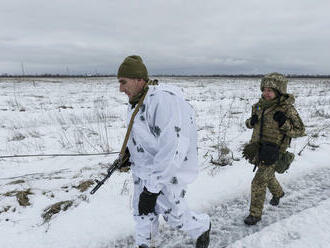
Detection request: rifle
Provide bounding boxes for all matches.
[90,82,150,195]
[90,153,130,195]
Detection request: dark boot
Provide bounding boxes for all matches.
[270,192,285,206]
[138,245,154,248]
[196,223,211,248]
[244,215,261,225]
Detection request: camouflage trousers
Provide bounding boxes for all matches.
[249,163,284,217]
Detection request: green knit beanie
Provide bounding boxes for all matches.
[117,55,148,81]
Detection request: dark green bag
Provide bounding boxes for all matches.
[274,151,295,173]
[258,142,280,166]
[242,142,259,164]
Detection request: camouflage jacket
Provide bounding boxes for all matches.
[246,94,305,152]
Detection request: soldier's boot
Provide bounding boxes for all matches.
[138,245,154,248]
[270,192,285,206]
[244,215,261,225]
[196,222,211,248]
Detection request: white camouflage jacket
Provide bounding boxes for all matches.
[126,84,199,193]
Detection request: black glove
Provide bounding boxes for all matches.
[273,111,287,127]
[250,114,258,126]
[138,187,160,215]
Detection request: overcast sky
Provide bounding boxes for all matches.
[1,0,329,75]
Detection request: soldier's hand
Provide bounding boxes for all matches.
[138,187,160,215]
[273,111,287,127]
[117,147,131,173]
[250,114,258,126]
[119,165,131,172]
[117,157,131,172]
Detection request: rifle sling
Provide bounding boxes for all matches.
[119,84,149,159]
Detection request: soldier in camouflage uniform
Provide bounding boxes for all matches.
[243,72,305,225]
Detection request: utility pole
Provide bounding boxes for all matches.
[21,62,25,76]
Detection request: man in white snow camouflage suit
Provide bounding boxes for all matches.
[117,55,211,248]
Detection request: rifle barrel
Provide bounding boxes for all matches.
[90,163,119,195]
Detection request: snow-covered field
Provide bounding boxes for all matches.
[0,77,329,248]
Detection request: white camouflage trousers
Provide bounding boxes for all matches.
[132,175,210,247]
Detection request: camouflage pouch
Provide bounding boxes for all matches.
[275,151,295,174]
[242,142,259,164]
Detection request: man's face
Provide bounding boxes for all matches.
[118,77,145,100]
[262,87,276,100]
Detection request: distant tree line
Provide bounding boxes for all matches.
[152,74,330,79]
[1,73,330,78]
[0,73,116,78]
